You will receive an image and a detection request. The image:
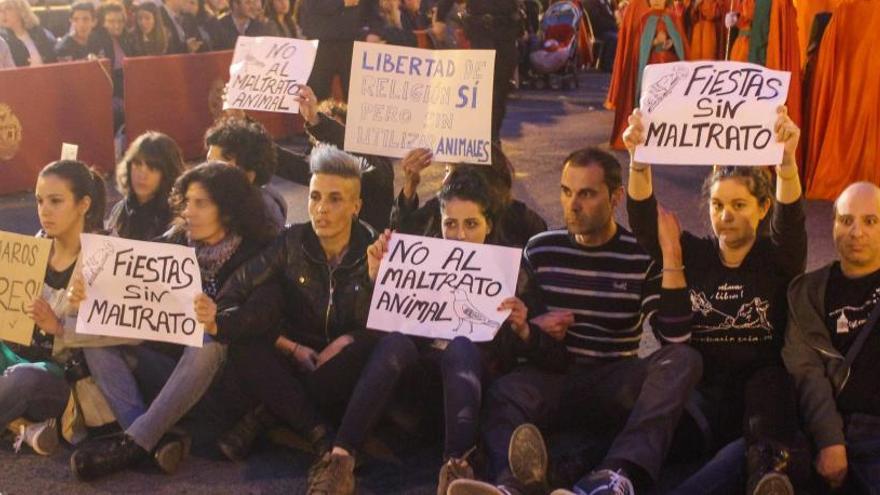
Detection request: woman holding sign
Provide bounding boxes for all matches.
[311,166,536,495]
[0,160,106,456]
[623,106,809,493]
[69,162,281,480]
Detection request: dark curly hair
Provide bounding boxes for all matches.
[116,131,184,199]
[169,162,278,244]
[204,118,278,186]
[39,160,107,233]
[439,165,501,230]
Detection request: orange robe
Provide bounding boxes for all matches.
[804,0,880,200]
[794,0,840,63]
[764,0,804,165]
[689,0,723,59]
[729,0,754,61]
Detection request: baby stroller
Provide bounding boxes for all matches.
[528,0,593,90]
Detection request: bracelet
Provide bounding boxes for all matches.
[662,265,685,272]
[629,164,649,172]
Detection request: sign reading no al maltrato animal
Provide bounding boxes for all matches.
[225,36,318,114]
[634,61,791,166]
[345,42,495,165]
[75,234,205,347]
[367,234,520,342]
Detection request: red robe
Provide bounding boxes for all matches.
[688,0,724,60]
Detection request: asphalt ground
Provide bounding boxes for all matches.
[0,71,837,494]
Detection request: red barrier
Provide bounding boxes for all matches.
[0,60,115,195]
[123,51,304,160]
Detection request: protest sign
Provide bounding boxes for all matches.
[345,42,495,165]
[0,231,51,345]
[75,234,204,347]
[634,61,791,166]
[224,36,319,114]
[367,234,520,342]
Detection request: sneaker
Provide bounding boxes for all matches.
[447,479,521,495]
[747,442,794,495]
[217,404,277,462]
[438,451,476,495]
[13,418,59,456]
[153,430,192,475]
[70,433,149,481]
[573,469,635,495]
[307,451,356,495]
[508,423,549,490]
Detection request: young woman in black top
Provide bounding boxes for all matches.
[624,106,809,494]
[106,132,184,241]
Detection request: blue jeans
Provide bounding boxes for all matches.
[846,414,880,494]
[83,336,226,451]
[670,438,746,495]
[0,363,70,426]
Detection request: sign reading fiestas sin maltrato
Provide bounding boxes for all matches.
[345,42,495,165]
[75,234,205,347]
[634,61,791,166]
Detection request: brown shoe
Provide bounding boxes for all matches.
[508,423,548,489]
[438,456,476,495]
[307,451,356,495]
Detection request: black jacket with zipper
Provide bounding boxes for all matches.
[216,220,376,351]
[782,264,849,450]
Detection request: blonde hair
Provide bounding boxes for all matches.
[0,0,40,30]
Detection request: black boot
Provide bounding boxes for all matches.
[70,433,149,481]
[217,405,278,461]
[746,441,795,495]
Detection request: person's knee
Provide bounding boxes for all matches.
[0,365,45,395]
[376,332,418,372]
[442,336,480,371]
[186,341,228,374]
[653,344,703,382]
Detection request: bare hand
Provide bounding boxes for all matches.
[25,298,62,336]
[431,20,447,41]
[531,311,574,341]
[194,293,218,335]
[774,105,800,169]
[67,273,86,309]
[498,297,529,341]
[401,148,433,199]
[186,37,203,53]
[816,444,848,489]
[316,334,354,368]
[367,229,393,282]
[622,109,646,157]
[365,33,386,44]
[657,205,683,262]
[293,84,320,126]
[343,0,359,6]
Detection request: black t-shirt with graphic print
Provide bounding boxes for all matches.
[824,263,880,416]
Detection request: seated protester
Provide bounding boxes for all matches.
[208,0,270,50]
[204,117,287,229]
[366,0,417,46]
[391,144,547,247]
[55,2,97,61]
[328,166,537,495]
[624,107,810,494]
[448,147,701,495]
[131,2,169,56]
[90,2,133,130]
[106,131,185,241]
[0,33,12,68]
[400,0,430,32]
[275,85,394,232]
[212,145,379,466]
[0,160,103,456]
[264,0,298,38]
[0,0,57,66]
[68,163,279,480]
[783,182,880,494]
[180,0,214,50]
[160,0,209,53]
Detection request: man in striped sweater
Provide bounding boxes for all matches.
[448,148,702,495]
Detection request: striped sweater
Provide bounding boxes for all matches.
[523,226,691,359]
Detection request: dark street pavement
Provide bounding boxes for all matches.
[0,71,836,494]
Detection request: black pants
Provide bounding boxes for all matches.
[225,330,379,436]
[482,345,703,487]
[467,25,518,143]
[308,39,354,102]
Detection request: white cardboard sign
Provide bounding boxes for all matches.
[634,61,791,166]
[75,234,204,347]
[367,234,521,342]
[345,41,495,165]
[224,36,319,114]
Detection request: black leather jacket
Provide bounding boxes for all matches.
[217,220,376,351]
